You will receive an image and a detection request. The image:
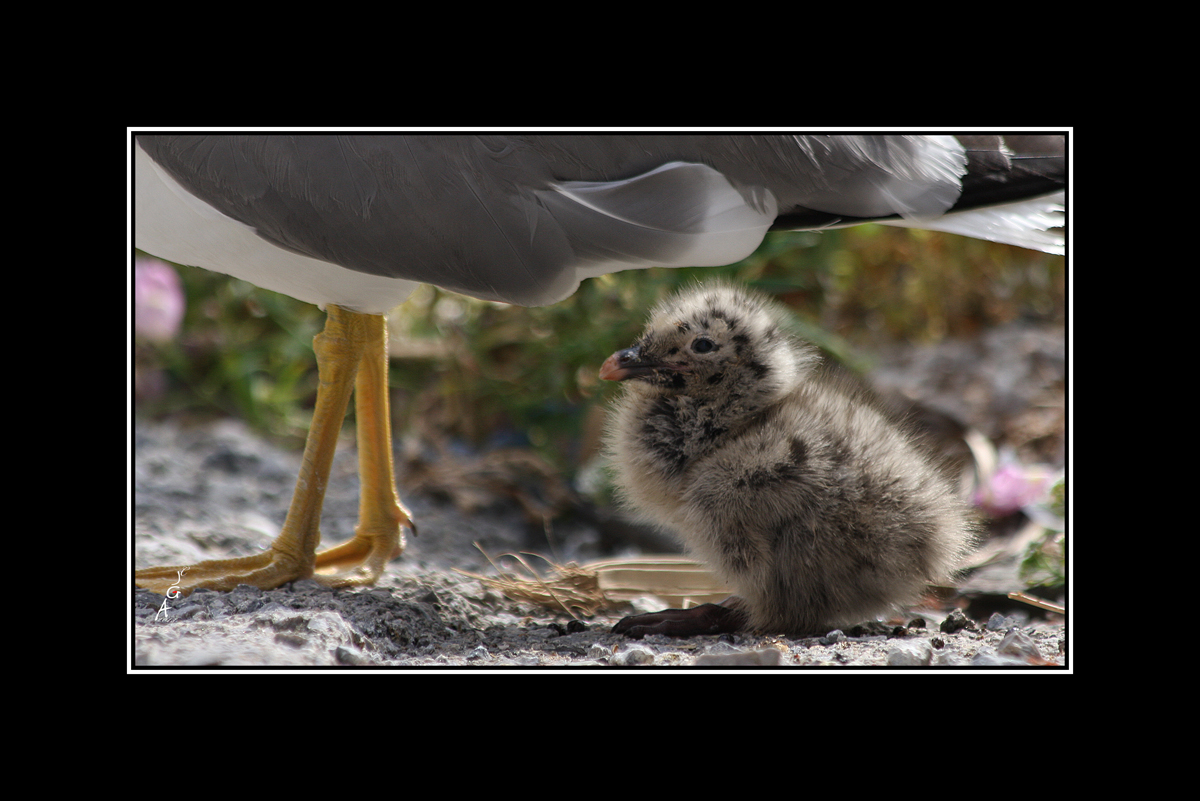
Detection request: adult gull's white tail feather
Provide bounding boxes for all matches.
[880,191,1065,255]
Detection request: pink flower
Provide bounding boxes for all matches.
[134,258,184,343]
[974,454,1053,517]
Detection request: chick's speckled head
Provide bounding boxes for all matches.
[601,283,814,401]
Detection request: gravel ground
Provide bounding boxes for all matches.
[131,321,1068,672]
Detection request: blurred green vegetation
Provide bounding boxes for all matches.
[133,225,1064,474]
[1020,476,1066,591]
[134,267,326,437]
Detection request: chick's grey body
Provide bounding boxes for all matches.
[603,285,975,636]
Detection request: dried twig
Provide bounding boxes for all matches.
[1007,590,1065,614]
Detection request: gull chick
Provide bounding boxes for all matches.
[601,283,976,637]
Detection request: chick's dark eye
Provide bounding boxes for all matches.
[691,337,715,354]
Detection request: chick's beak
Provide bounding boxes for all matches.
[600,347,642,381]
[600,346,681,381]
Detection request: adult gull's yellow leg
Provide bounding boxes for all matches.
[135,304,412,595]
[312,308,412,579]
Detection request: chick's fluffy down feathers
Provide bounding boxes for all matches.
[604,284,976,634]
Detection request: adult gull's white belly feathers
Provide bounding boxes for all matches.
[133,134,1065,595]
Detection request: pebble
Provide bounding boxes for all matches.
[820,630,845,645]
[940,609,976,634]
[611,646,655,666]
[587,643,614,661]
[886,639,934,666]
[997,628,1041,660]
[986,612,1028,631]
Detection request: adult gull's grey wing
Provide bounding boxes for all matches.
[137,134,1065,311]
